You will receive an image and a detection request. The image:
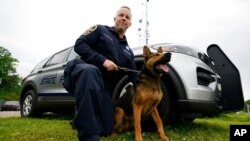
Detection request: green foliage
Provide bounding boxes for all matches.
[245,99,250,105]
[244,99,250,112]
[0,88,20,100]
[0,47,18,76]
[0,46,21,100]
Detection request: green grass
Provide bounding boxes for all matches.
[0,115,77,141]
[103,112,250,141]
[0,112,249,141]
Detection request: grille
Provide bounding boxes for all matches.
[197,67,216,86]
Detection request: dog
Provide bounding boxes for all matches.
[113,46,171,141]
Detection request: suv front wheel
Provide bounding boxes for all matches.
[20,90,40,117]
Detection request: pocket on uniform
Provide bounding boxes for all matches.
[121,49,132,60]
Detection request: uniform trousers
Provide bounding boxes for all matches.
[70,62,114,141]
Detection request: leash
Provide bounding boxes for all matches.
[117,66,140,73]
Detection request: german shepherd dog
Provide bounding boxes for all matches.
[113,46,171,141]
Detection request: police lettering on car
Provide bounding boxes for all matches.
[40,74,57,85]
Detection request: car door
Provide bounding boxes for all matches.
[38,47,71,97]
[207,44,244,112]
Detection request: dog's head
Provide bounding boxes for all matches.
[143,46,171,76]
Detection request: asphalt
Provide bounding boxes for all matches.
[0,111,20,118]
[0,100,20,118]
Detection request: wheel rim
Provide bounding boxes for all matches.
[119,82,133,98]
[22,95,33,116]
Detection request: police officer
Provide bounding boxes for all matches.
[68,6,137,141]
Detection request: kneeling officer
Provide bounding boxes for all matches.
[64,6,137,141]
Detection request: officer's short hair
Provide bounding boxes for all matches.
[120,6,131,12]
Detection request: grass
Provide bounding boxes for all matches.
[0,115,77,141]
[0,112,249,141]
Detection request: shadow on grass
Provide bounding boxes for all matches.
[28,112,75,120]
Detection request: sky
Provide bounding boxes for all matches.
[0,0,249,100]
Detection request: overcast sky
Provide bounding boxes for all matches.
[0,0,249,100]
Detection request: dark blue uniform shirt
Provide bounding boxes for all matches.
[74,25,137,91]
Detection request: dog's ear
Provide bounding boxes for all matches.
[157,47,163,53]
[143,46,151,56]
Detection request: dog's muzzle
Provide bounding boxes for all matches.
[154,53,171,73]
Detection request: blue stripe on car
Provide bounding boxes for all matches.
[38,93,70,96]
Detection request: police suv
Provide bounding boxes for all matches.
[20,43,244,124]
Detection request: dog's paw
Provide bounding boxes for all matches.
[111,132,118,137]
[135,136,143,141]
[161,136,169,141]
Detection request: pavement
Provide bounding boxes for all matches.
[0,100,21,118]
[0,111,20,118]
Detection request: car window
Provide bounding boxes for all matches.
[67,47,79,61]
[44,48,71,67]
[30,56,50,74]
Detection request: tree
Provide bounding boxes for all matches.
[0,46,21,89]
[244,99,250,112]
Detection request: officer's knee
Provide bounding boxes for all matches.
[75,63,100,77]
[81,64,99,72]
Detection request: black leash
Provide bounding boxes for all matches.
[117,66,140,73]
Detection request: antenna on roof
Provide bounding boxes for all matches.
[138,0,150,46]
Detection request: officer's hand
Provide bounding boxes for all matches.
[103,59,118,71]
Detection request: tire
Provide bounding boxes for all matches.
[113,75,133,103]
[157,80,172,124]
[113,75,173,131]
[20,90,40,117]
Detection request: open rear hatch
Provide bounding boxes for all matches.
[207,44,244,112]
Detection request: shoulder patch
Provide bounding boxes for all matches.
[83,25,97,35]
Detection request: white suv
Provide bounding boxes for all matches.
[20,43,244,124]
